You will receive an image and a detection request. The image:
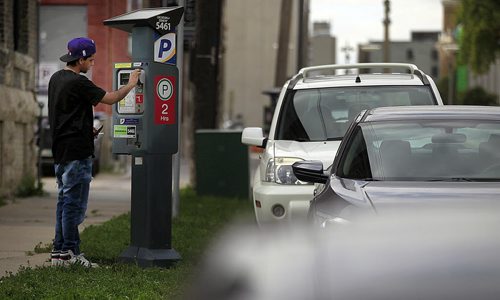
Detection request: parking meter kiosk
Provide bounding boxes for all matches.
[104,7,184,268]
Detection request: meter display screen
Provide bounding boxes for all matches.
[117,70,144,114]
[120,73,130,85]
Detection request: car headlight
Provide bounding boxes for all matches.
[264,157,311,185]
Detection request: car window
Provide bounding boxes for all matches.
[275,86,436,142]
[341,120,500,181]
[337,126,372,179]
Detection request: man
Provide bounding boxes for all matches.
[48,37,140,267]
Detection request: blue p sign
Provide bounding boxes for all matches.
[158,39,172,58]
[154,33,176,64]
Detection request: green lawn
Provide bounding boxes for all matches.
[0,188,254,299]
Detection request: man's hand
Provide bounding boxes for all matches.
[128,69,141,87]
[101,69,142,105]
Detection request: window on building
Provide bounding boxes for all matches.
[406,49,414,61]
[431,49,439,61]
[431,66,438,78]
[13,0,29,54]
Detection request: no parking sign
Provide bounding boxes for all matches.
[154,76,176,125]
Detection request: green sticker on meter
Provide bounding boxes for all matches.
[114,125,136,138]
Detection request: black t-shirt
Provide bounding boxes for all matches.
[48,70,106,164]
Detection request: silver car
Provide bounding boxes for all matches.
[293,106,500,228]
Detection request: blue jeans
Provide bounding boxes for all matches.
[53,158,93,255]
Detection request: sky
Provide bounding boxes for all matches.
[309,0,444,63]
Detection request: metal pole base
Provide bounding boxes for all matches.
[118,246,181,268]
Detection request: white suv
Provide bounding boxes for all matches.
[242,63,444,226]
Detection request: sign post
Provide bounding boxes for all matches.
[104,7,184,268]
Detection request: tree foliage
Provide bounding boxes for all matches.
[458,86,498,106]
[458,0,500,74]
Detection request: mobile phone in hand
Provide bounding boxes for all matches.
[94,125,104,138]
[96,125,104,134]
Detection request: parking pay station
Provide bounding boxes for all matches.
[104,6,184,267]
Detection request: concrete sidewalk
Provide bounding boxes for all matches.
[0,173,133,277]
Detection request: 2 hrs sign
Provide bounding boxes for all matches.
[154,76,176,125]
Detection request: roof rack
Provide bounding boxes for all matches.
[299,63,420,78]
[288,63,428,89]
[287,73,304,89]
[413,68,429,85]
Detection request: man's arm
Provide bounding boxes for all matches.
[100,69,141,105]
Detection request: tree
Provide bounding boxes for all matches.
[458,87,498,106]
[275,0,292,87]
[458,0,500,74]
[436,76,449,103]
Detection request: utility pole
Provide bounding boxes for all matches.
[341,43,354,74]
[341,43,354,64]
[275,0,292,87]
[190,0,223,189]
[383,0,391,72]
[297,0,310,71]
[192,0,223,129]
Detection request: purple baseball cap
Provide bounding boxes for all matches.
[59,37,96,62]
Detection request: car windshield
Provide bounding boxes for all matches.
[275,86,435,142]
[338,120,500,181]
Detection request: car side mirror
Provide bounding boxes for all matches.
[241,127,267,148]
[292,160,329,184]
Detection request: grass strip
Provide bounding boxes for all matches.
[0,188,254,299]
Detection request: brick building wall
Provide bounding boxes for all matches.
[39,0,130,114]
[87,0,130,115]
[0,0,39,196]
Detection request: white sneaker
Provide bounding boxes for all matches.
[50,250,62,266]
[60,250,99,268]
